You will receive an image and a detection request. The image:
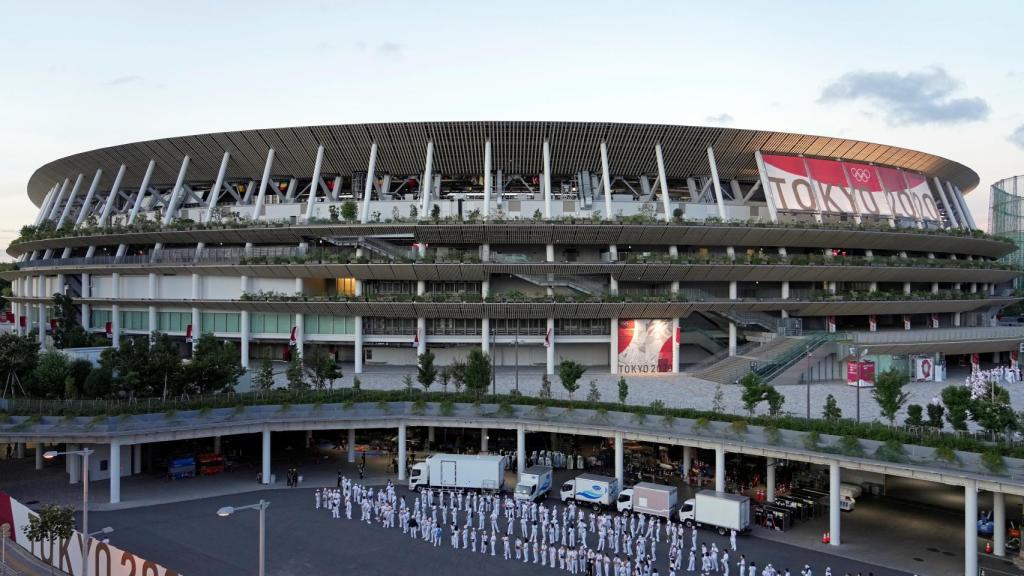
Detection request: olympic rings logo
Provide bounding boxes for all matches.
[849,168,872,183]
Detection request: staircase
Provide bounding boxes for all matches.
[714,309,781,332]
[679,326,726,354]
[690,335,820,385]
[326,235,414,260]
[513,273,607,295]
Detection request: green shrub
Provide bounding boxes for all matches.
[837,435,864,457]
[982,449,1006,474]
[803,430,821,451]
[729,420,748,437]
[932,445,959,465]
[875,439,908,463]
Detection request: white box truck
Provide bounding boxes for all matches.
[677,490,751,535]
[515,466,553,502]
[560,473,620,509]
[616,482,679,519]
[409,454,506,492]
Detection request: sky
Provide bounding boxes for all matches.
[1,0,1022,255]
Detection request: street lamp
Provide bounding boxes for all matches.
[849,346,866,423]
[43,448,94,576]
[217,500,270,576]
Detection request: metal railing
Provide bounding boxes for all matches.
[848,326,1024,345]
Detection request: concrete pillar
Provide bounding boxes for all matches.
[354,316,364,374]
[15,443,24,459]
[728,323,737,357]
[729,280,737,299]
[416,317,427,357]
[111,272,121,349]
[671,317,680,373]
[994,491,1006,557]
[614,432,624,488]
[516,425,526,474]
[682,446,692,482]
[481,317,490,355]
[766,458,776,503]
[132,444,142,474]
[965,480,978,576]
[715,445,725,492]
[427,426,435,445]
[35,444,43,470]
[903,281,911,295]
[398,423,407,481]
[609,318,619,375]
[954,312,962,327]
[829,461,841,546]
[480,428,488,453]
[109,440,121,504]
[993,351,1001,364]
[68,444,80,484]
[348,429,356,463]
[213,436,222,455]
[261,429,271,485]
[546,317,555,375]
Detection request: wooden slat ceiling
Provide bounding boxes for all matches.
[26,122,979,206]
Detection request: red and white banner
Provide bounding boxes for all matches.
[105,321,113,339]
[617,319,673,374]
[412,327,420,349]
[826,316,837,333]
[931,313,940,329]
[868,315,877,332]
[0,491,180,576]
[543,328,552,349]
[903,315,912,331]
[761,153,940,222]
[19,315,26,328]
[289,326,297,346]
[913,356,935,381]
[846,360,876,387]
[971,352,980,372]
[185,324,193,344]
[1011,351,1019,371]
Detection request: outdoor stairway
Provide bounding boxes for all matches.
[325,235,414,260]
[512,273,607,295]
[690,335,811,384]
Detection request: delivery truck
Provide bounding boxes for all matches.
[616,482,679,519]
[515,466,553,502]
[677,490,751,535]
[560,473,620,509]
[409,454,506,492]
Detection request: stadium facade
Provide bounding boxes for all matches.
[990,175,1024,282]
[5,122,1021,380]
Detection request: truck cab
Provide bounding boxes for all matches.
[515,465,553,502]
[617,489,634,513]
[409,462,429,491]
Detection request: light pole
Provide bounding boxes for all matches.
[804,345,811,419]
[852,347,866,423]
[217,500,270,576]
[43,448,94,576]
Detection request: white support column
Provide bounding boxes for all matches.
[994,491,1006,557]
[600,141,613,218]
[516,425,526,474]
[35,444,43,470]
[728,323,737,357]
[354,316,363,374]
[360,142,378,223]
[302,146,325,223]
[68,443,81,484]
[15,443,24,459]
[421,140,435,218]
[47,178,71,221]
[251,149,276,221]
[829,461,841,546]
[707,147,728,220]
[161,156,191,226]
[543,139,553,219]
[481,276,490,355]
[36,275,46,348]
[240,276,250,369]
[932,176,960,229]
[483,139,492,219]
[261,428,271,485]
[97,165,127,227]
[56,174,84,227]
[33,184,59,226]
[965,480,978,575]
[127,160,157,225]
[398,423,407,481]
[73,169,104,227]
[347,429,356,463]
[766,458,776,502]
[204,151,232,223]
[952,184,977,229]
[427,426,435,446]
[293,278,304,358]
[191,273,200,352]
[655,143,672,221]
[681,447,692,482]
[671,317,680,373]
[609,318,618,374]
[111,272,121,349]
[546,317,555,375]
[614,432,624,488]
[480,428,489,453]
[715,445,726,492]
[132,443,142,474]
[109,440,121,504]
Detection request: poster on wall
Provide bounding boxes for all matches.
[846,360,876,387]
[0,491,181,576]
[868,315,877,332]
[913,356,935,381]
[617,319,673,374]
[760,153,940,222]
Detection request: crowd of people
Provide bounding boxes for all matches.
[313,476,878,576]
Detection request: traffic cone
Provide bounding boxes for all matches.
[822,532,830,544]
[986,541,993,554]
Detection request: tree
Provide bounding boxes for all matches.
[822,394,842,422]
[970,381,1017,435]
[926,401,945,429]
[766,387,785,417]
[304,348,341,390]
[51,293,90,349]
[100,333,183,398]
[340,200,358,222]
[739,372,767,415]
[904,404,924,427]
[439,367,451,394]
[0,332,40,389]
[417,351,437,391]
[617,376,628,404]
[449,359,466,393]
[66,359,92,398]
[463,348,491,398]
[941,384,971,431]
[539,374,552,399]
[29,350,70,398]
[586,379,601,402]
[430,204,441,221]
[712,384,725,414]
[83,366,113,398]
[184,334,245,394]
[557,360,585,400]
[23,504,75,545]
[285,346,307,390]
[253,358,275,391]
[872,367,910,426]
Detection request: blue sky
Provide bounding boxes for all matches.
[1,0,1022,250]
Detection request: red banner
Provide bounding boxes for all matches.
[847,360,876,387]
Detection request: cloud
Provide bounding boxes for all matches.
[375,42,402,58]
[107,75,143,86]
[818,67,989,125]
[1010,124,1024,150]
[705,113,734,126]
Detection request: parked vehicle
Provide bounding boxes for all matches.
[515,466,553,502]
[560,473,620,509]
[167,456,196,480]
[678,490,751,535]
[616,482,679,520]
[409,454,506,492]
[197,453,225,476]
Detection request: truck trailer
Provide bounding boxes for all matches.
[515,466,553,502]
[409,454,506,492]
[678,490,751,535]
[560,473,620,509]
[616,482,679,519]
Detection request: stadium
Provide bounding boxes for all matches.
[5,121,1022,384]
